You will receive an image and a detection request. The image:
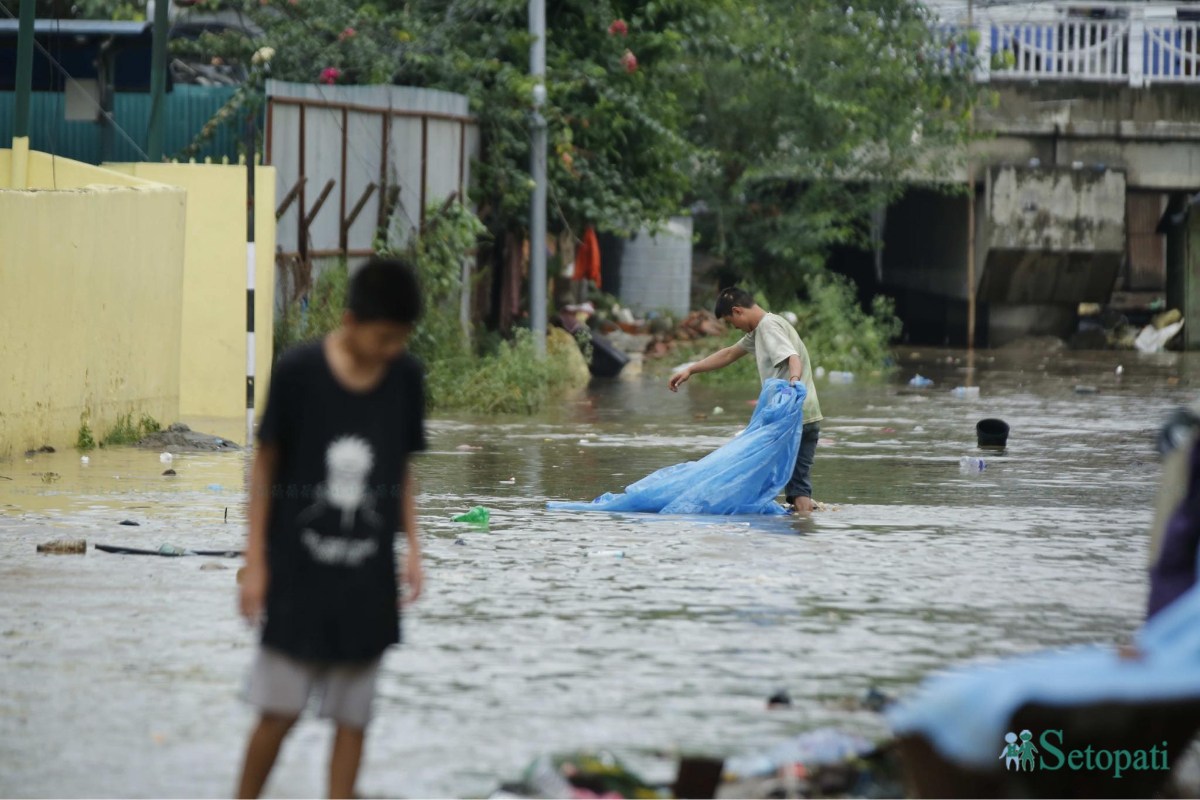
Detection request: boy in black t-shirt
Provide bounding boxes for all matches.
[236,258,426,799]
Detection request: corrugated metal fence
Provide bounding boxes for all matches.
[0,85,242,164]
[265,80,480,267]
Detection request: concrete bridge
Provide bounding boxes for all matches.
[836,2,1200,347]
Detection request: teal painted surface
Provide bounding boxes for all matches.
[0,85,249,164]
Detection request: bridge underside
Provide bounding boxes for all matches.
[839,83,1200,347]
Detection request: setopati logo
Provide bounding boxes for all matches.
[1001,730,1170,778]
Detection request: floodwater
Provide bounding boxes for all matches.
[0,346,1192,798]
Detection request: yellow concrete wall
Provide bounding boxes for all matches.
[0,153,187,458]
[28,152,149,189]
[106,163,276,430]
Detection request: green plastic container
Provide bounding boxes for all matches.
[452,506,491,526]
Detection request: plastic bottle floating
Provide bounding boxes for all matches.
[909,374,934,388]
[959,456,987,474]
[951,386,980,399]
[452,506,491,526]
[587,549,625,558]
[828,371,855,384]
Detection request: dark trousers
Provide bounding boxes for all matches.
[785,422,820,499]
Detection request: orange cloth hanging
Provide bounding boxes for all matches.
[573,226,602,288]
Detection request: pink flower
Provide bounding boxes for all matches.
[620,49,638,73]
[607,19,628,36]
[338,26,356,42]
[319,67,341,85]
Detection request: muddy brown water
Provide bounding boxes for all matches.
[0,347,1192,797]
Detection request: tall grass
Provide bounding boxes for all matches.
[271,203,588,414]
[396,202,587,413]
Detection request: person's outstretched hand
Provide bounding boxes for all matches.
[668,368,691,392]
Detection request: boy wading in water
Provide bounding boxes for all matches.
[237,258,427,799]
[668,287,823,512]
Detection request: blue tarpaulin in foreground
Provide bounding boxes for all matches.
[547,378,805,515]
[887,547,1200,768]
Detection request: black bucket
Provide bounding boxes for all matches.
[588,332,630,378]
[977,418,1009,448]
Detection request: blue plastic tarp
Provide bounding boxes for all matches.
[547,378,805,516]
[887,543,1200,768]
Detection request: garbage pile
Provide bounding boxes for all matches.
[492,751,667,799]
[722,729,902,800]
[1074,307,1186,353]
[490,732,903,800]
[490,688,903,800]
[645,311,728,359]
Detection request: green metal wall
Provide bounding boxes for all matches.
[0,85,246,164]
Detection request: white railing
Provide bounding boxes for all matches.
[1143,21,1200,83]
[944,4,1200,87]
[989,19,1128,81]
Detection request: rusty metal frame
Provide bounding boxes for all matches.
[419,116,429,229]
[269,95,472,125]
[275,177,306,221]
[341,183,378,258]
[267,93,475,264]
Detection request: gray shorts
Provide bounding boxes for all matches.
[244,647,382,729]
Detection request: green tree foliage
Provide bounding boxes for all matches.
[169,0,692,242]
[163,0,976,364]
[679,0,981,305]
[394,201,587,414]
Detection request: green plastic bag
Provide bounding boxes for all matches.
[452,506,490,526]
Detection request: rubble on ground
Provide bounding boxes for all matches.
[1073,307,1186,352]
[625,310,729,360]
[135,423,241,452]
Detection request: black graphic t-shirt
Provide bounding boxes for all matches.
[257,340,426,662]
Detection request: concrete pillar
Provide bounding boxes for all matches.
[1165,192,1200,351]
[1186,209,1200,350]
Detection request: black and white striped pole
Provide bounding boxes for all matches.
[245,106,257,449]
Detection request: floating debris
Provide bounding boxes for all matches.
[959,456,987,474]
[452,506,491,526]
[37,539,86,555]
[588,549,625,558]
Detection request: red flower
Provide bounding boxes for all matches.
[338,26,356,42]
[620,49,638,73]
[319,67,341,85]
[608,19,628,36]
